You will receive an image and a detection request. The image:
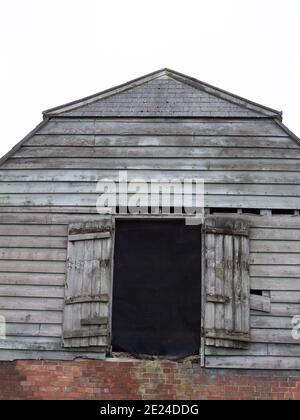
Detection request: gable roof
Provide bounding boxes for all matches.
[43,68,282,119]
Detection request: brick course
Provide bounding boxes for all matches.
[0,360,300,400]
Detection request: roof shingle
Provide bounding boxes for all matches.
[44,69,281,119]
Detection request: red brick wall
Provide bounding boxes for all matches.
[0,359,300,400]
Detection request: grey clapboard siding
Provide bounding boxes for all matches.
[0,111,299,365]
[251,316,295,329]
[1,309,62,323]
[1,118,300,210]
[0,248,66,261]
[0,297,63,311]
[261,303,300,317]
[251,278,300,291]
[37,119,285,136]
[271,292,300,303]
[1,194,300,209]
[0,213,298,361]
[0,260,66,273]
[2,182,300,196]
[13,146,300,159]
[207,344,300,357]
[26,134,295,148]
[0,213,298,227]
[0,272,65,286]
[4,158,300,171]
[0,224,67,236]
[0,220,68,348]
[0,350,105,361]
[0,285,64,298]
[205,356,300,370]
[0,236,67,248]
[4,323,61,337]
[251,241,300,253]
[1,169,300,184]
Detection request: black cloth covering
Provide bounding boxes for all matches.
[112,220,201,359]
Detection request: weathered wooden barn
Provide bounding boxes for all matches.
[0,69,300,398]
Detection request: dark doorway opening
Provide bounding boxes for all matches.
[112,220,201,359]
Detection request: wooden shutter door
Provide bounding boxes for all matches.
[62,218,113,349]
[204,216,250,349]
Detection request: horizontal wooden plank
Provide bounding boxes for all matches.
[0,212,104,223]
[0,272,65,286]
[247,217,300,229]
[267,303,300,317]
[269,344,300,356]
[250,265,300,278]
[0,349,105,361]
[0,339,62,351]
[3,323,62,337]
[251,278,300,291]
[271,291,300,303]
[0,248,66,261]
[206,184,300,196]
[205,356,300,370]
[0,297,63,311]
[0,212,297,228]
[39,119,285,136]
[27,134,293,149]
[0,213,297,236]
[2,182,300,197]
[251,329,298,344]
[0,260,66,273]
[0,309,62,324]
[250,253,300,265]
[0,338,100,354]
[14,146,300,159]
[0,336,61,345]
[4,157,300,171]
[250,240,300,253]
[205,343,268,356]
[1,193,300,209]
[1,169,300,184]
[0,224,67,236]
[250,228,300,241]
[251,316,295,329]
[0,285,64,298]
[0,339,107,359]
[0,236,67,248]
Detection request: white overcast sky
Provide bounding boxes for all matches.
[0,0,299,157]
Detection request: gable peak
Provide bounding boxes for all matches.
[43,68,282,119]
